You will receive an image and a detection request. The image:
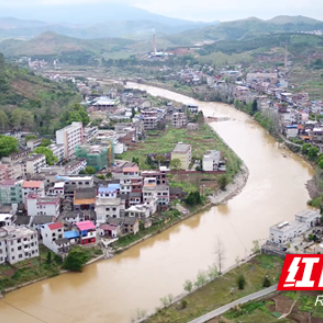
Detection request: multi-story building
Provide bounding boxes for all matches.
[56,122,83,158]
[95,197,125,223]
[0,180,23,205]
[172,112,187,129]
[26,139,43,151]
[24,154,46,175]
[0,164,14,181]
[141,170,168,185]
[142,109,158,130]
[1,149,31,179]
[26,195,60,218]
[75,221,96,245]
[202,150,225,171]
[75,144,111,171]
[73,188,96,211]
[171,142,192,171]
[22,180,45,200]
[120,166,142,195]
[142,178,169,205]
[270,210,321,244]
[83,126,98,142]
[48,144,65,162]
[0,226,39,265]
[41,222,69,255]
[187,104,199,114]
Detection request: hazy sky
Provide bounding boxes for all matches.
[0,0,322,22]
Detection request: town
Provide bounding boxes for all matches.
[0,84,233,272]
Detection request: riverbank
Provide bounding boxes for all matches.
[0,246,103,296]
[139,254,284,323]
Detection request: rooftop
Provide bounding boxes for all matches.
[27,154,45,162]
[75,188,97,200]
[14,216,30,225]
[75,221,96,231]
[64,231,80,239]
[295,209,320,219]
[0,226,36,240]
[172,142,191,153]
[96,197,122,206]
[54,238,69,246]
[123,166,139,173]
[32,216,54,225]
[47,222,63,231]
[23,181,43,189]
[0,214,13,222]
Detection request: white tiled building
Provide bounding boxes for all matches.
[95,197,125,223]
[48,144,65,162]
[0,226,39,265]
[56,122,83,158]
[26,195,60,218]
[24,154,46,175]
[22,181,45,199]
[269,210,321,244]
[41,222,69,255]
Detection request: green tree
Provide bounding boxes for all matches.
[33,147,58,165]
[195,270,207,288]
[301,143,312,155]
[0,136,18,157]
[155,154,166,165]
[207,264,219,281]
[183,279,193,293]
[252,99,258,115]
[319,160,323,169]
[252,240,260,254]
[308,146,319,161]
[185,191,202,206]
[25,135,37,142]
[97,174,105,180]
[263,276,271,287]
[83,166,96,175]
[237,274,246,290]
[63,247,90,272]
[68,104,90,126]
[0,111,10,130]
[106,172,112,179]
[46,251,52,264]
[170,158,181,171]
[218,174,229,191]
[132,157,140,164]
[40,139,52,147]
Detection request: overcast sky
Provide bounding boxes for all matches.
[0,0,322,22]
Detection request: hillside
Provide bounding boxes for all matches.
[0,32,137,61]
[165,15,323,46]
[0,53,81,135]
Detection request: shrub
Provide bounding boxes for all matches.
[183,279,193,293]
[63,247,90,272]
[237,274,246,290]
[263,276,271,287]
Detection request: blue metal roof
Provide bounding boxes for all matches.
[286,125,297,128]
[64,231,80,239]
[98,186,116,193]
[108,183,120,189]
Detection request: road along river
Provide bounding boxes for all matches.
[0,84,314,323]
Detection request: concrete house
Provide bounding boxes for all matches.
[0,226,39,265]
[75,221,96,245]
[171,142,192,171]
[269,210,320,244]
[41,222,68,255]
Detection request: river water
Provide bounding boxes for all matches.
[1,84,314,323]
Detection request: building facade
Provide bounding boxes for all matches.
[56,122,83,158]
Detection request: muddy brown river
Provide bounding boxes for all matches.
[0,84,314,323]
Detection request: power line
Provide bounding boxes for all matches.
[0,299,50,323]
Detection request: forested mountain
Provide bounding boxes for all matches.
[0,53,82,135]
[165,15,323,46]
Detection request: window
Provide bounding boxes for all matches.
[106,208,110,211]
[18,246,22,251]
[113,208,116,211]
[19,254,22,259]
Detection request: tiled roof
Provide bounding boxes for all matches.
[123,166,139,173]
[75,220,96,231]
[47,222,63,231]
[23,181,42,189]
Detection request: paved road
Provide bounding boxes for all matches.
[187,284,278,323]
